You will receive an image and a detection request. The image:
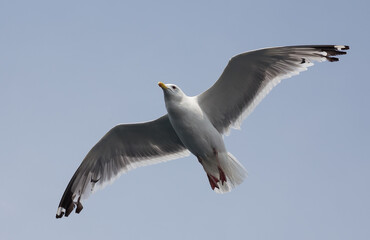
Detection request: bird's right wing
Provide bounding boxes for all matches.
[197,45,349,134]
[56,115,190,218]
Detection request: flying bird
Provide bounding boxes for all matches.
[56,45,349,218]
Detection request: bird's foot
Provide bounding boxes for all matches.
[207,166,227,190]
[207,173,219,190]
[218,166,226,185]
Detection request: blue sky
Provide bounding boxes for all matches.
[1,0,369,239]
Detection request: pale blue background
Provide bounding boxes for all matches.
[1,1,369,239]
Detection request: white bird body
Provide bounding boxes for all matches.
[56,45,349,218]
[165,92,223,158]
[162,86,242,192]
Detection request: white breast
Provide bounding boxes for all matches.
[165,96,226,157]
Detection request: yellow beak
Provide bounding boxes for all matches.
[158,82,168,89]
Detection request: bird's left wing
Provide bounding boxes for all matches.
[56,115,189,218]
[197,45,349,134]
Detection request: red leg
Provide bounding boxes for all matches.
[213,148,226,185]
[218,167,227,184]
[207,173,219,190]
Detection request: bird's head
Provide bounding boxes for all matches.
[158,82,186,102]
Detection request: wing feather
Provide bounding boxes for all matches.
[197,45,349,134]
[56,115,189,218]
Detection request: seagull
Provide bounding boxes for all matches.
[56,45,349,218]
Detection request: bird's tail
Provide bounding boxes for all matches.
[201,152,247,193]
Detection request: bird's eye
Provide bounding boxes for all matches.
[172,86,177,90]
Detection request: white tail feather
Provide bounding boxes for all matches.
[214,152,247,193]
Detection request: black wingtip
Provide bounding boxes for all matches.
[334,45,349,51]
[76,202,83,214]
[56,170,82,219]
[313,45,349,62]
[65,201,75,217]
[327,56,339,62]
[75,196,83,214]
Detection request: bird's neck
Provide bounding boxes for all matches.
[165,96,202,120]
